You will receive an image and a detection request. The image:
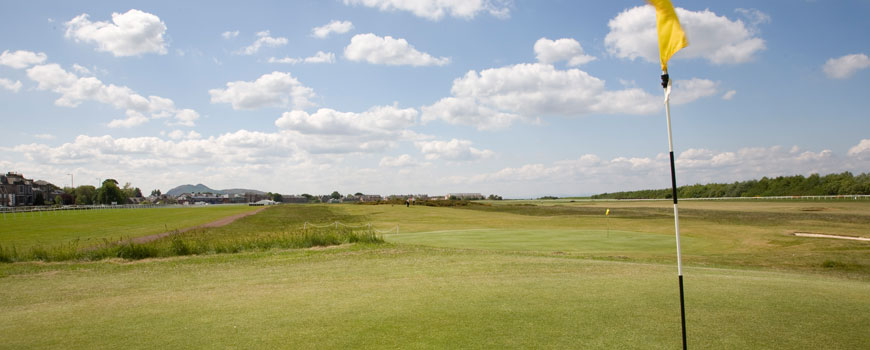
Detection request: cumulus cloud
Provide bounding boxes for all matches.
[108,110,149,128]
[670,78,719,105]
[449,143,868,196]
[605,6,766,65]
[64,9,168,56]
[221,30,239,39]
[0,50,48,69]
[344,33,449,66]
[823,53,870,79]
[722,90,737,100]
[24,60,197,126]
[275,104,417,135]
[236,30,288,55]
[848,139,870,159]
[209,71,315,110]
[379,154,419,167]
[312,20,354,38]
[534,38,595,66]
[0,78,22,92]
[268,51,336,64]
[415,139,494,161]
[422,63,662,130]
[342,0,510,20]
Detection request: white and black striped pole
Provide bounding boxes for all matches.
[661,71,687,350]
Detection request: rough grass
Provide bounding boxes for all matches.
[0,205,383,262]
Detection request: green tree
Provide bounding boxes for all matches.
[97,179,126,204]
[150,189,161,197]
[74,185,97,205]
[34,192,45,206]
[330,191,341,199]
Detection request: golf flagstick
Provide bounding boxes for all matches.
[646,1,689,348]
[662,72,687,350]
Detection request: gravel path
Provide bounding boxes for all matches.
[129,206,268,244]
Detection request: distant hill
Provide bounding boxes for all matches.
[165,184,267,197]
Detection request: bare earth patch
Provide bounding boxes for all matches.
[793,232,870,241]
[129,207,268,244]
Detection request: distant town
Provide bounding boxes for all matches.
[0,172,499,207]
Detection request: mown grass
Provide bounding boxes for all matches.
[0,205,261,249]
[0,244,867,349]
[344,201,870,278]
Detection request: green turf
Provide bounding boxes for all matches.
[0,245,867,349]
[386,228,702,254]
[1,202,868,349]
[0,205,260,249]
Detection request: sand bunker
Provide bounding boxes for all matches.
[793,232,870,241]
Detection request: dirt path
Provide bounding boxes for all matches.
[129,206,268,244]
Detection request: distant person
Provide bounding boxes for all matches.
[405,199,410,207]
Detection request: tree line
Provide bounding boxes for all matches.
[37,179,144,206]
[591,172,870,199]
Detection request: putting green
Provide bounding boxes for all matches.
[386,228,697,253]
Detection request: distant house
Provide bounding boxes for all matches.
[1,172,35,206]
[360,194,382,202]
[282,195,308,204]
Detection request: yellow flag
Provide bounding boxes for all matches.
[606,209,610,216]
[647,0,688,72]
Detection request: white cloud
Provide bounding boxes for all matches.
[534,38,595,66]
[209,71,315,110]
[167,129,202,140]
[605,6,765,65]
[823,53,870,79]
[275,104,417,135]
[312,20,354,38]
[379,154,419,167]
[344,33,449,66]
[236,30,288,55]
[304,51,336,64]
[0,78,22,92]
[735,8,771,30]
[342,0,510,20]
[108,110,149,128]
[415,139,494,161]
[268,51,336,64]
[848,139,870,159]
[34,133,55,140]
[722,90,737,100]
[221,30,239,39]
[670,78,719,105]
[172,109,200,127]
[0,50,48,69]
[64,9,168,57]
[24,61,197,126]
[422,63,663,130]
[450,143,868,196]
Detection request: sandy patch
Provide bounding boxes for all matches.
[793,232,870,241]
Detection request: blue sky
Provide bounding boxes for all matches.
[1,0,868,197]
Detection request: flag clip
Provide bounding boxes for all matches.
[660,73,669,89]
